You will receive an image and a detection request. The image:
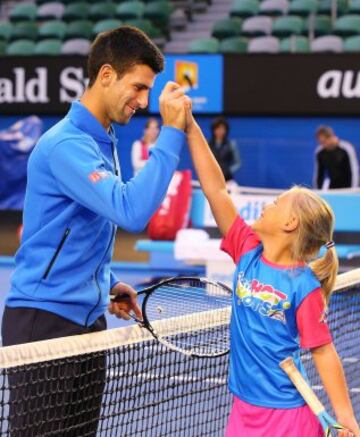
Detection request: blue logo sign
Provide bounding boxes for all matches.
[149,55,223,114]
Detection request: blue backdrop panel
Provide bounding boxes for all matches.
[0,114,359,208]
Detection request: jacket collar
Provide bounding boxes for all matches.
[67,101,114,144]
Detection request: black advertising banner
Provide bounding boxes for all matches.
[1,54,360,115]
[0,56,88,114]
[224,53,360,115]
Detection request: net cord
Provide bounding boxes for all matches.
[0,307,231,369]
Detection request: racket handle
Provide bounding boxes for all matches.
[280,357,325,416]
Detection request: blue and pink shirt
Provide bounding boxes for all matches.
[221,216,332,409]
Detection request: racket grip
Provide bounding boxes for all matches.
[280,357,325,416]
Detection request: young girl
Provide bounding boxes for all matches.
[185,113,360,437]
[131,117,160,175]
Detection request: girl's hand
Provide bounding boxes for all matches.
[337,415,360,437]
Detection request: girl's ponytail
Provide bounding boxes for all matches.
[310,246,339,304]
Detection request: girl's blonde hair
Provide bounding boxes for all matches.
[288,186,339,303]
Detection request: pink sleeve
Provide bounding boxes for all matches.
[220,216,261,264]
[296,288,332,349]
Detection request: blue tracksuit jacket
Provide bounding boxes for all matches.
[6,101,185,326]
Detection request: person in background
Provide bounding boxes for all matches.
[131,117,160,175]
[208,117,240,183]
[314,125,359,189]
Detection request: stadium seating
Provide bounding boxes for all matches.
[92,19,123,36]
[211,18,242,39]
[61,37,91,54]
[36,2,65,21]
[219,36,248,52]
[343,34,360,50]
[303,15,332,36]
[38,20,67,40]
[241,16,273,36]
[9,4,37,22]
[230,0,260,18]
[89,2,117,21]
[10,22,38,41]
[288,0,318,16]
[116,2,145,20]
[6,39,36,55]
[247,35,280,52]
[280,35,310,51]
[0,21,13,41]
[272,15,304,37]
[333,14,360,36]
[34,38,62,54]
[310,34,343,51]
[188,37,220,53]
[65,20,93,40]
[63,2,90,21]
[259,0,289,17]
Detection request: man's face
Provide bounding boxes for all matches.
[104,64,156,125]
[317,133,337,150]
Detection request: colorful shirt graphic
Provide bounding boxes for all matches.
[221,216,332,408]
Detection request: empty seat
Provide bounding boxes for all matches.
[35,38,62,54]
[61,38,91,54]
[288,0,317,16]
[303,15,332,36]
[212,18,242,39]
[65,20,93,40]
[10,4,37,22]
[247,35,280,52]
[280,35,310,51]
[0,21,14,41]
[242,16,272,36]
[318,0,348,15]
[188,37,220,53]
[219,36,248,52]
[143,1,174,35]
[63,2,90,21]
[230,0,259,18]
[310,35,343,51]
[92,19,122,36]
[89,2,117,20]
[37,2,65,21]
[348,0,360,14]
[334,14,360,36]
[116,2,145,20]
[272,15,303,36]
[0,40,6,54]
[344,34,360,50]
[259,0,289,16]
[10,21,38,41]
[38,20,67,40]
[6,39,36,55]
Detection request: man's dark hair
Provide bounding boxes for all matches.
[87,26,164,87]
[316,125,334,138]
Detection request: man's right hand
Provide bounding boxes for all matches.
[159,81,191,131]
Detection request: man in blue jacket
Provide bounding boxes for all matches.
[2,26,190,435]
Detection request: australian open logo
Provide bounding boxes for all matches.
[235,272,291,323]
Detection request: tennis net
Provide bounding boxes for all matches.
[0,268,359,436]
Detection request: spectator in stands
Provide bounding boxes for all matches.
[208,117,240,183]
[131,117,160,175]
[314,125,359,189]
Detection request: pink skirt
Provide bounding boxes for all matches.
[225,396,324,437]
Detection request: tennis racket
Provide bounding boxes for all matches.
[280,357,347,436]
[110,276,232,358]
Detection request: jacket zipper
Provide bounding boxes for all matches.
[43,228,70,279]
[85,141,119,326]
[84,225,116,326]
